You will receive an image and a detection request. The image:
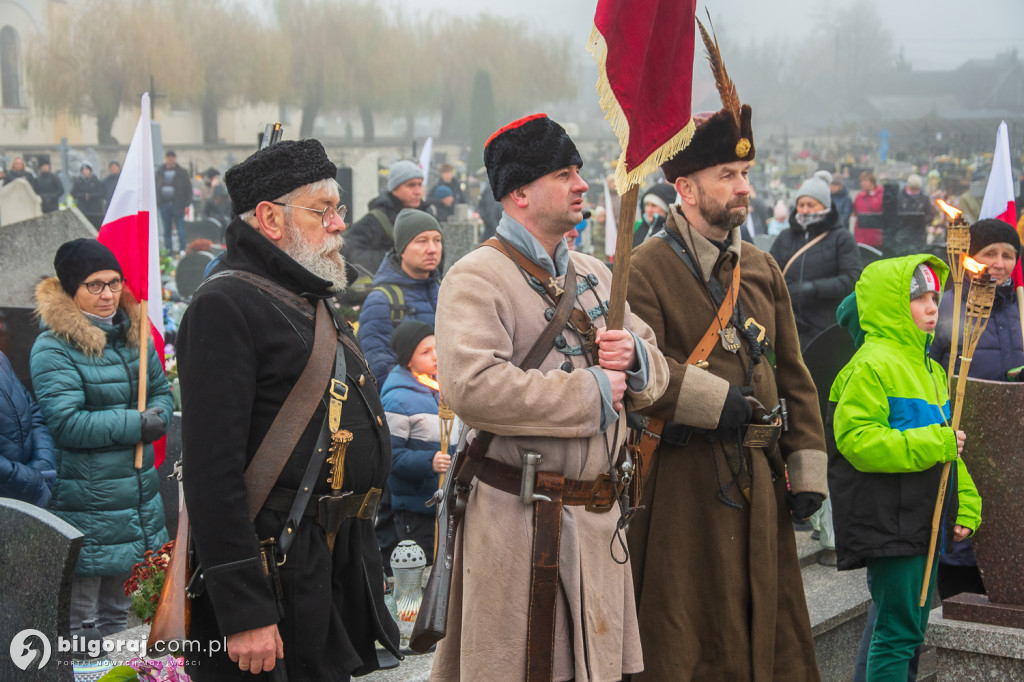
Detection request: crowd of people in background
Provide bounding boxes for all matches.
[3,129,1024,680]
[6,140,1023,271]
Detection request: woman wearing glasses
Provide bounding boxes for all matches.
[30,238,172,637]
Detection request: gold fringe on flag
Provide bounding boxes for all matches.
[587,24,695,194]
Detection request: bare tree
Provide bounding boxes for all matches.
[429,14,577,139]
[176,0,283,144]
[26,0,186,144]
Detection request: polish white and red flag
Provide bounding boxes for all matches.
[98,93,167,465]
[978,121,1022,288]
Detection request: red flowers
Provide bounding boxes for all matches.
[124,541,175,624]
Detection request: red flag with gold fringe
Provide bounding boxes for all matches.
[588,0,697,193]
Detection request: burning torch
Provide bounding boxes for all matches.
[919,256,997,606]
[434,396,455,560]
[937,199,970,394]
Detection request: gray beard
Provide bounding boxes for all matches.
[281,222,348,292]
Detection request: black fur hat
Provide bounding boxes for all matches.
[484,114,583,201]
[224,139,337,215]
[661,107,756,182]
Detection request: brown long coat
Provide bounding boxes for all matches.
[433,243,669,681]
[625,208,827,681]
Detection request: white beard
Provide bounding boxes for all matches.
[281,221,348,292]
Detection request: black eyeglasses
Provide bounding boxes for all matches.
[270,202,347,228]
[81,278,124,294]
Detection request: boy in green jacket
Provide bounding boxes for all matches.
[827,254,981,682]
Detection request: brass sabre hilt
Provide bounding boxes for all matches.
[327,429,354,494]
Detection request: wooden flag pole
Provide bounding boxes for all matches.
[605,185,640,330]
[134,298,149,470]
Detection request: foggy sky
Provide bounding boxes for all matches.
[379,0,1023,71]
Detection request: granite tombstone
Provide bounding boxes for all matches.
[0,207,97,308]
[0,177,43,226]
[440,218,478,274]
[943,377,1024,628]
[0,498,83,681]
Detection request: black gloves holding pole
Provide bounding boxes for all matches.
[140,407,167,443]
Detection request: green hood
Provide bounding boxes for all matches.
[855,254,948,352]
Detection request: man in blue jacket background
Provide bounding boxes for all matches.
[358,209,443,386]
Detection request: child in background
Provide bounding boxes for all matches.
[766,199,789,236]
[827,255,981,681]
[380,321,450,563]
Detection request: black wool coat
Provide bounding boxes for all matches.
[32,172,64,212]
[770,204,863,348]
[70,174,105,218]
[178,219,400,680]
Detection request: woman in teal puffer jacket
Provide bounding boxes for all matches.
[30,239,171,637]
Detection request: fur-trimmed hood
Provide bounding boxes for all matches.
[34,277,141,357]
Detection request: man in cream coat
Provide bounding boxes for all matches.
[431,113,669,681]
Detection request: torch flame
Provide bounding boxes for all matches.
[937,199,962,221]
[963,256,986,274]
[413,372,440,391]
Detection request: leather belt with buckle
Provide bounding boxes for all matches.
[263,485,382,522]
[476,457,620,513]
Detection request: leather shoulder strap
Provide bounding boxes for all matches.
[202,269,315,320]
[481,238,554,294]
[243,299,336,522]
[523,257,578,369]
[657,229,740,366]
[781,232,828,278]
[454,253,580,486]
[482,237,596,350]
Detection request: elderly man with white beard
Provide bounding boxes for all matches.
[177,139,401,681]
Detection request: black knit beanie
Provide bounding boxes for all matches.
[484,113,583,201]
[969,218,1021,257]
[391,320,434,369]
[224,139,337,215]
[53,239,123,295]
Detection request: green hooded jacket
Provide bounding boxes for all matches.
[30,278,171,577]
[827,254,981,569]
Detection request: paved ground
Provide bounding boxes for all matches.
[102,525,935,681]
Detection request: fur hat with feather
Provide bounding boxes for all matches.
[661,14,755,182]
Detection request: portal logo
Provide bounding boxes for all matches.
[10,629,51,670]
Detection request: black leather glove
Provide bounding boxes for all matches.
[718,386,753,431]
[788,491,824,521]
[787,280,815,305]
[140,407,166,443]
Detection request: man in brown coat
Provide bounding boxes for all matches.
[624,39,828,682]
[432,114,669,681]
